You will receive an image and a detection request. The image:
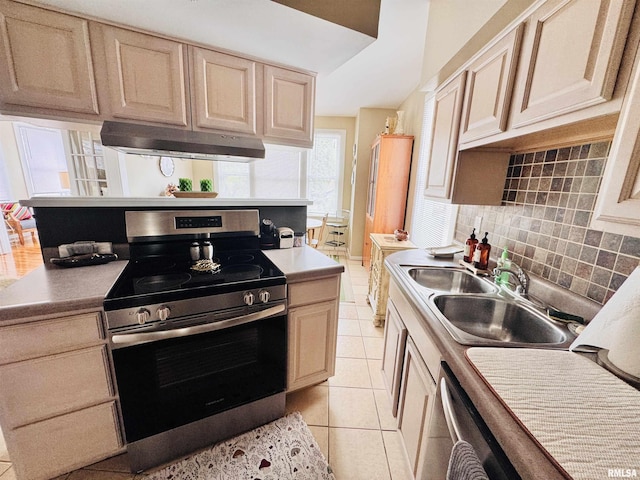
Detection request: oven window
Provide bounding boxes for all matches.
[112,315,286,443]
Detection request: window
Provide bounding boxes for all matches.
[409,95,458,248]
[14,123,69,196]
[67,130,108,196]
[215,130,345,214]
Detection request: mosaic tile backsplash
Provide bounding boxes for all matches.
[455,141,640,305]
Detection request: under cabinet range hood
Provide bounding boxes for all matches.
[100,121,265,162]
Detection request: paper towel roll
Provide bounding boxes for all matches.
[573,266,640,378]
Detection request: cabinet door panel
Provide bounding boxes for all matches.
[0,312,103,364]
[0,0,98,114]
[381,299,407,416]
[397,338,436,477]
[288,276,339,308]
[0,346,113,428]
[592,45,640,237]
[9,402,121,480]
[511,0,633,127]
[191,47,257,134]
[460,25,523,143]
[287,300,338,391]
[425,72,466,199]
[99,25,188,126]
[263,65,315,146]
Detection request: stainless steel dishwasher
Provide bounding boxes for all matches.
[437,362,521,480]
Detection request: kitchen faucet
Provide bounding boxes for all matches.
[493,264,530,296]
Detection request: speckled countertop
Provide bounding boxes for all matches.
[384,248,605,480]
[0,246,342,323]
[0,261,128,322]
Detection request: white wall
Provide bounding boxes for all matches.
[124,154,194,197]
[0,122,29,201]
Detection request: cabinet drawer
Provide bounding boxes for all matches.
[0,346,113,428]
[0,312,104,364]
[288,276,339,308]
[10,401,122,480]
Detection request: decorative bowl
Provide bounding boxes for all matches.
[394,229,409,241]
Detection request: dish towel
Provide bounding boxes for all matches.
[447,440,489,480]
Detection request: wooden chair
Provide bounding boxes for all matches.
[309,213,328,249]
[5,212,37,245]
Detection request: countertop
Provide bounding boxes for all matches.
[0,246,342,323]
[21,197,312,208]
[384,248,606,480]
[0,260,128,322]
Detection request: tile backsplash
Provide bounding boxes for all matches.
[455,141,640,305]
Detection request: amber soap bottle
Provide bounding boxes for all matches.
[473,232,491,270]
[463,228,478,263]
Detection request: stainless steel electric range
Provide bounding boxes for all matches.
[103,209,287,473]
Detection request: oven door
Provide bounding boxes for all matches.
[110,307,287,444]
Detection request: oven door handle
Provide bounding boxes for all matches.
[440,376,462,444]
[110,304,285,348]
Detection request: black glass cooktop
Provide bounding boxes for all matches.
[104,248,285,310]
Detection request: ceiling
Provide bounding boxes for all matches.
[33,0,430,117]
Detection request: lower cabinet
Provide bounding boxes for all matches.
[287,275,340,392]
[385,279,452,479]
[0,311,122,480]
[381,298,407,416]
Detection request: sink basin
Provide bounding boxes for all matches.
[431,294,568,346]
[406,267,498,294]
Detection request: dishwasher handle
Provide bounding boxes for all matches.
[440,376,463,444]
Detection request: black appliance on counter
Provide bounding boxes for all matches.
[259,218,278,249]
[104,209,287,473]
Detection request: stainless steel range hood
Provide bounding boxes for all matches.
[100,121,265,162]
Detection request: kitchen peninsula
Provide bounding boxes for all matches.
[0,199,343,479]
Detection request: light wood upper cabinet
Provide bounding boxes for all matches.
[459,24,523,144]
[0,0,98,115]
[424,71,466,199]
[511,0,634,128]
[263,65,315,146]
[94,24,189,127]
[592,44,640,237]
[190,46,257,134]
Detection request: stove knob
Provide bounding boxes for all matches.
[243,291,255,306]
[157,306,171,321]
[136,308,151,325]
[258,289,271,303]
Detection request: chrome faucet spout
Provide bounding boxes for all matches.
[493,264,530,295]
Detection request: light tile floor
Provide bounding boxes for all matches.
[0,256,413,480]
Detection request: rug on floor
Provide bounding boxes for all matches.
[144,411,335,480]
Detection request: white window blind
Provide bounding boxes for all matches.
[409,95,458,248]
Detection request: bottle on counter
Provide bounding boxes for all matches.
[496,246,511,284]
[190,242,201,262]
[463,228,478,263]
[202,241,214,260]
[473,232,491,270]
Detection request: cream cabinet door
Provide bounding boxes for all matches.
[459,24,523,143]
[511,0,634,128]
[191,46,257,134]
[96,24,189,126]
[287,300,338,392]
[0,0,98,115]
[381,298,407,416]
[424,71,466,199]
[592,45,640,237]
[397,337,437,478]
[263,65,315,146]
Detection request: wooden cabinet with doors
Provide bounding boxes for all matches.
[591,42,640,238]
[459,24,523,144]
[263,65,315,147]
[0,310,122,480]
[190,46,258,134]
[510,0,634,128]
[424,72,466,200]
[0,0,99,118]
[363,134,414,270]
[286,274,340,392]
[91,23,190,127]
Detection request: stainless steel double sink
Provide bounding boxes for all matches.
[400,266,576,348]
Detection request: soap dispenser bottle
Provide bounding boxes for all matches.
[473,232,491,270]
[463,228,478,263]
[496,246,511,284]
